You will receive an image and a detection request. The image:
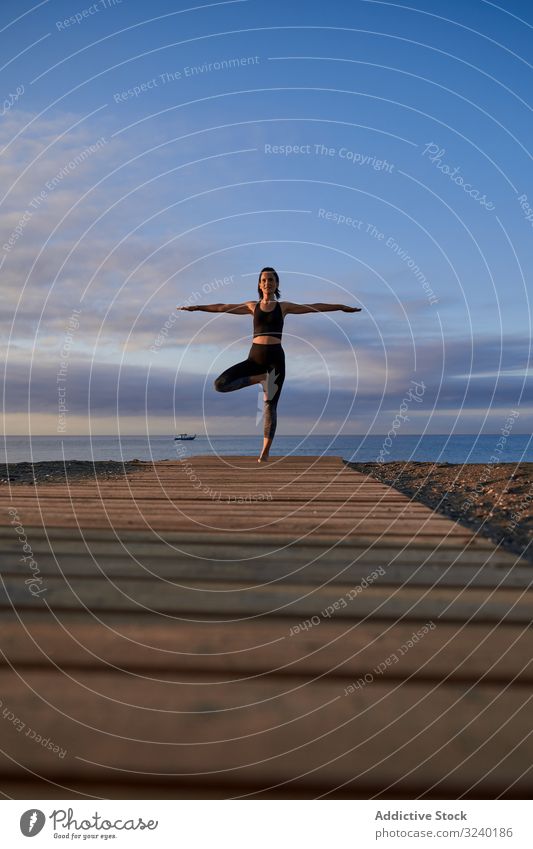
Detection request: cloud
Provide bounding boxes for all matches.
[2,111,530,435]
[0,108,232,359]
[3,333,530,426]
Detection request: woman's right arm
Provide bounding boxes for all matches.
[177,302,253,314]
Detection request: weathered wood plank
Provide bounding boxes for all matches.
[0,536,525,586]
[0,500,456,520]
[1,554,526,587]
[0,668,531,797]
[2,495,436,514]
[1,515,465,536]
[2,575,532,622]
[2,612,532,683]
[0,525,501,549]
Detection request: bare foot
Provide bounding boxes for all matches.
[257,454,269,463]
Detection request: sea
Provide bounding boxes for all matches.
[1,434,532,465]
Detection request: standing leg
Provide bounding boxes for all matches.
[213,346,285,463]
[258,356,285,462]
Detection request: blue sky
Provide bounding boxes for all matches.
[1,0,532,436]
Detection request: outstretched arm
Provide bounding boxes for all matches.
[283,302,362,314]
[177,302,253,314]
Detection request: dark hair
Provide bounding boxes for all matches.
[257,266,281,299]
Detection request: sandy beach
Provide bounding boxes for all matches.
[0,459,149,485]
[350,461,533,564]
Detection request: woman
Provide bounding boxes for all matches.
[178,267,361,462]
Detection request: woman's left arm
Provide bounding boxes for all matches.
[283,302,362,314]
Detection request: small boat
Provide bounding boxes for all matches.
[174,433,196,440]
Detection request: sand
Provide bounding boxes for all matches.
[350,461,533,564]
[0,460,150,485]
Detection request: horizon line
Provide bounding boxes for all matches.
[3,433,532,439]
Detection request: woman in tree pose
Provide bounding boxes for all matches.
[178,267,361,462]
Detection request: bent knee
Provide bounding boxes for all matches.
[214,375,229,392]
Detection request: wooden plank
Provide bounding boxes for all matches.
[1,495,436,513]
[0,518,479,540]
[0,513,468,535]
[1,490,433,501]
[0,483,435,498]
[0,456,341,469]
[2,575,532,622]
[0,667,531,797]
[0,500,455,519]
[0,539,525,586]
[0,534,515,564]
[0,525,501,549]
[0,496,477,529]
[2,611,533,683]
[0,503,459,516]
[1,553,527,587]
[0,494,428,503]
[156,456,344,466]
[2,561,527,589]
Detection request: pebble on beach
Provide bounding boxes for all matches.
[349,461,533,564]
[0,460,153,486]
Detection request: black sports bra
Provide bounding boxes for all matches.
[252,300,284,339]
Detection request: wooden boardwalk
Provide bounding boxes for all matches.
[1,455,532,799]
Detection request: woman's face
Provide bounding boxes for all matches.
[259,271,277,298]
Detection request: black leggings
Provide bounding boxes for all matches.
[214,343,285,440]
